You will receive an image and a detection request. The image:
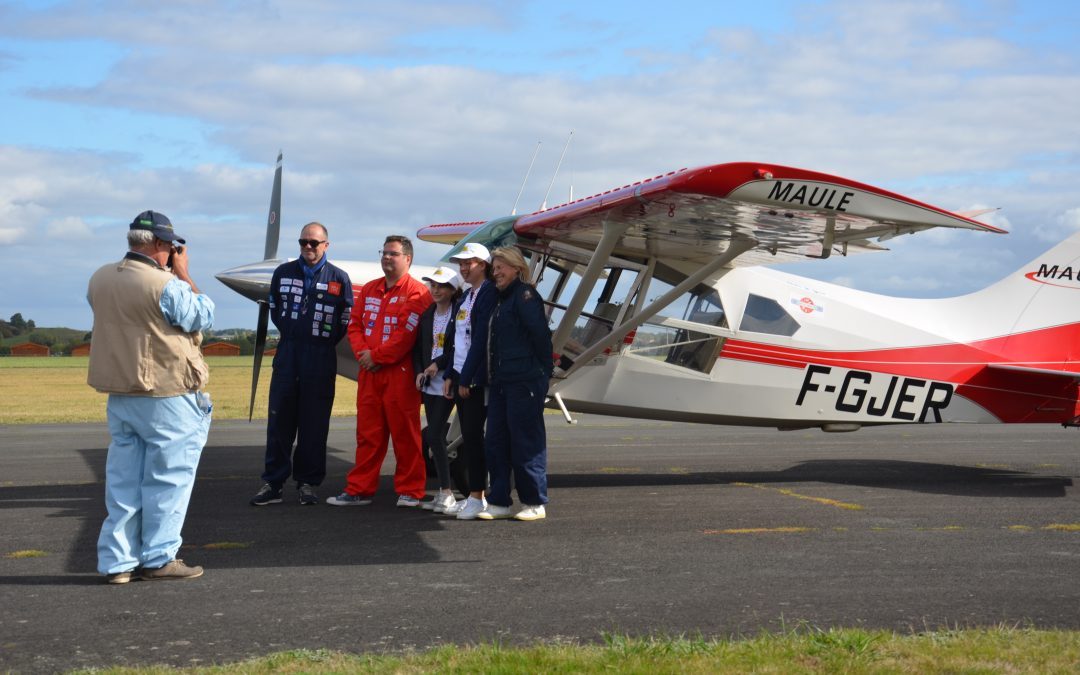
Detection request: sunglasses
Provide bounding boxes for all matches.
[299,239,326,248]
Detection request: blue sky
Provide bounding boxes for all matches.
[2,0,1080,329]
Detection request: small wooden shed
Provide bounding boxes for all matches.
[70,343,92,356]
[201,341,241,356]
[11,342,50,356]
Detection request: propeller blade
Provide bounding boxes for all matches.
[263,151,283,261]
[249,301,270,422]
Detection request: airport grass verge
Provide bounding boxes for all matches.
[0,356,357,424]
[0,355,562,425]
[68,627,1080,673]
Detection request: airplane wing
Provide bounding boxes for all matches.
[418,162,1004,269]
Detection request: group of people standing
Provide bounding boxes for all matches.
[88,213,554,585]
[251,227,554,523]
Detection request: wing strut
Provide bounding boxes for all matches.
[551,220,631,357]
[555,236,757,381]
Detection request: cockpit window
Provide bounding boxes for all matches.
[683,289,727,328]
[739,294,800,337]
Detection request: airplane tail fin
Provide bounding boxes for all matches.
[953,230,1080,371]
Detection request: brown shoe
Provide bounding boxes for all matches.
[105,570,134,584]
[141,559,204,581]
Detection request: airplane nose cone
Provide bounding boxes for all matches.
[215,260,281,302]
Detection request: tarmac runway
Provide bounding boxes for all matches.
[1,416,1079,671]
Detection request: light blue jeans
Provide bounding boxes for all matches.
[97,393,211,574]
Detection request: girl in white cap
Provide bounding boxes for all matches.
[413,266,463,512]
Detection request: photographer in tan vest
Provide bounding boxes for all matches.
[87,210,215,584]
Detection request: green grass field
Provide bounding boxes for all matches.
[0,356,357,424]
[68,628,1080,673]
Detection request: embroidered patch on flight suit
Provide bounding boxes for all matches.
[316,282,328,290]
[328,281,342,295]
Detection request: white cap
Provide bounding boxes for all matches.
[448,242,491,263]
[422,266,463,290]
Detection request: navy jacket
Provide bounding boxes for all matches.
[488,278,553,384]
[411,301,450,376]
[268,258,353,374]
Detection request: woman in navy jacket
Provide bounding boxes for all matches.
[476,246,553,522]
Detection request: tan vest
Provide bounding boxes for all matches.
[87,255,209,396]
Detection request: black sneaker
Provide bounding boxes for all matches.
[249,482,283,506]
[297,483,318,506]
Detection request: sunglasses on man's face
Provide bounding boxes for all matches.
[299,239,326,248]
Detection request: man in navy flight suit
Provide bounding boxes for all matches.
[250,222,353,506]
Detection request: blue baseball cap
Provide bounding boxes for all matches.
[129,210,186,244]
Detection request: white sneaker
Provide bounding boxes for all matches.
[431,493,457,513]
[442,499,467,515]
[514,504,546,521]
[476,504,513,520]
[396,495,421,508]
[455,496,487,520]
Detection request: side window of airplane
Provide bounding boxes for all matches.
[739,294,800,337]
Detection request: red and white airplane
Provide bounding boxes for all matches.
[218,156,1080,431]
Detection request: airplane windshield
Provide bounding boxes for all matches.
[682,289,727,328]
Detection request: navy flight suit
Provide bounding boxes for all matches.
[263,257,353,489]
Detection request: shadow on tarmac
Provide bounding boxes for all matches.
[0,443,460,578]
[553,459,1073,498]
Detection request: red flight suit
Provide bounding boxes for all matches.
[345,273,433,498]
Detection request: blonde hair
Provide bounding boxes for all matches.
[490,246,531,284]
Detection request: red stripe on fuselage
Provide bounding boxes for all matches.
[718,323,1080,423]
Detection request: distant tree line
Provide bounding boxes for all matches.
[0,312,36,338]
[1,312,277,356]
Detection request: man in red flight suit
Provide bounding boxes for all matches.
[328,235,433,507]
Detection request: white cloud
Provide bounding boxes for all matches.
[1032,206,1080,243]
[0,225,25,245]
[46,215,93,239]
[1,0,1079,328]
